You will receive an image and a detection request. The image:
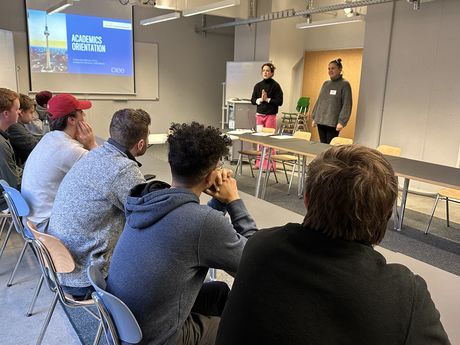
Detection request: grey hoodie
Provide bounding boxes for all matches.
[107,181,257,345]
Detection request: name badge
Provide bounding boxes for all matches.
[330,90,337,95]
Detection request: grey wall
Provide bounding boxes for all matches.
[355,0,460,170]
[0,1,234,138]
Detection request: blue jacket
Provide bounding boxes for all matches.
[107,181,257,345]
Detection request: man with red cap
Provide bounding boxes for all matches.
[21,93,97,231]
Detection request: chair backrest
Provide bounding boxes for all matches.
[377,145,401,157]
[261,127,276,134]
[27,221,75,274]
[293,131,311,141]
[87,265,142,344]
[296,97,310,113]
[0,179,30,239]
[329,137,353,146]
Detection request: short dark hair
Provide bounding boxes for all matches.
[329,58,343,69]
[50,111,76,131]
[0,88,19,113]
[303,145,397,244]
[167,122,232,186]
[19,94,35,112]
[109,108,151,148]
[262,63,276,74]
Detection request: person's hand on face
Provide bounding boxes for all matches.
[76,119,97,149]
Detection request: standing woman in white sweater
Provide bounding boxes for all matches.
[311,58,352,144]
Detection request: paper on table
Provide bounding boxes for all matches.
[252,132,273,136]
[226,129,254,135]
[271,135,293,139]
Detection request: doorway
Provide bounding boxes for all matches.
[302,49,363,141]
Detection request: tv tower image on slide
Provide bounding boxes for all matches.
[28,9,68,73]
[43,15,52,71]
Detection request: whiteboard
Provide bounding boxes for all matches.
[225,61,266,101]
[0,29,17,91]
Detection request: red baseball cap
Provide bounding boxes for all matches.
[47,94,92,119]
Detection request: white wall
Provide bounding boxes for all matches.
[0,2,234,138]
[356,0,460,169]
[234,0,365,119]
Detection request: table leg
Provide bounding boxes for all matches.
[298,156,306,198]
[261,148,273,199]
[394,178,410,231]
[255,146,267,198]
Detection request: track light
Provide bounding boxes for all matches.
[47,0,74,15]
[296,14,364,29]
[182,0,240,17]
[140,12,181,25]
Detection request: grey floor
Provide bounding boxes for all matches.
[1,144,459,344]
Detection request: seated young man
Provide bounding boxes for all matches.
[0,88,21,210]
[21,93,96,231]
[216,145,450,345]
[107,122,258,345]
[7,94,41,166]
[48,108,150,299]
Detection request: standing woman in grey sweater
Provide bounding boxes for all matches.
[311,58,352,144]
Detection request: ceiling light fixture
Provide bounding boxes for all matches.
[140,11,181,25]
[296,14,364,29]
[47,0,74,15]
[182,0,240,17]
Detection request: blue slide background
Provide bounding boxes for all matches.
[66,14,133,76]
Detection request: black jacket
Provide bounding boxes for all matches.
[217,223,450,345]
[251,78,283,115]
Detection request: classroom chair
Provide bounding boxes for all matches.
[330,137,353,146]
[425,188,460,234]
[27,221,102,345]
[269,131,312,194]
[377,145,401,157]
[87,265,142,345]
[235,127,278,182]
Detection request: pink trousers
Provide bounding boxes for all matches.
[255,114,277,170]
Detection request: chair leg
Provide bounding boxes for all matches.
[0,221,14,260]
[282,162,289,184]
[287,161,296,195]
[272,166,278,184]
[7,240,29,287]
[425,194,440,234]
[446,197,450,227]
[92,322,103,345]
[27,274,45,317]
[0,217,7,240]
[248,157,255,178]
[36,293,59,345]
[235,153,243,176]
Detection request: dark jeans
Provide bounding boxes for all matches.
[317,124,339,144]
[176,281,230,345]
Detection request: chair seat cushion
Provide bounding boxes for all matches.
[439,188,460,200]
[271,154,297,161]
[239,150,260,156]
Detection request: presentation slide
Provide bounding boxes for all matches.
[27,9,135,94]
